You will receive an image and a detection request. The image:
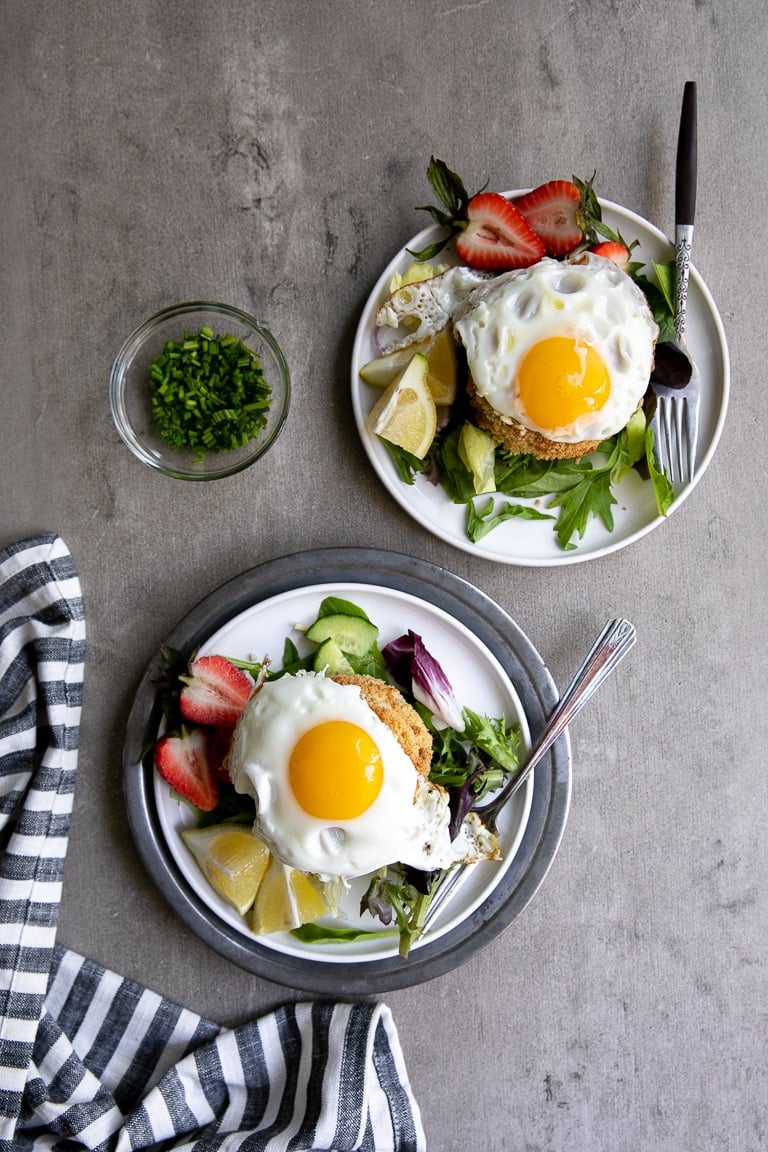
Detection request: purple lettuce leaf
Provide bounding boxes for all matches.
[382,629,465,732]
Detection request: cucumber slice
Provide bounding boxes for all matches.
[305,613,378,656]
[313,638,355,675]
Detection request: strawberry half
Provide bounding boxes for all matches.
[179,655,253,727]
[154,728,219,811]
[455,192,545,271]
[514,180,583,257]
[590,240,631,268]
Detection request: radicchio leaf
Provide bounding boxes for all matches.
[381,633,413,692]
[448,759,486,841]
[382,630,465,733]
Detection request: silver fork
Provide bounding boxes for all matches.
[421,618,637,935]
[651,80,701,487]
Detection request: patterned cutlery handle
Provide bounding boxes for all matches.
[675,81,697,341]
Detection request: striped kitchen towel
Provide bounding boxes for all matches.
[0,534,426,1151]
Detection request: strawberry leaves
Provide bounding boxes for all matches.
[420,156,472,223]
[573,172,641,267]
[409,157,478,261]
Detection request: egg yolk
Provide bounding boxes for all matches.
[289,721,383,819]
[517,336,610,431]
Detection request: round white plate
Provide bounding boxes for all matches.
[154,582,533,962]
[351,197,730,566]
[123,548,571,993]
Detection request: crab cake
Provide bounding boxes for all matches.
[467,377,601,461]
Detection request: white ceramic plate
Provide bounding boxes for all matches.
[123,548,571,992]
[351,197,730,566]
[153,581,534,962]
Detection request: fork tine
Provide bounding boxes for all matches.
[653,388,698,487]
[655,400,669,477]
[672,397,687,483]
[684,394,699,481]
[655,397,675,482]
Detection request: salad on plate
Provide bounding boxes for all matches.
[357,158,683,554]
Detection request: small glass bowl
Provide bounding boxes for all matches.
[109,302,290,480]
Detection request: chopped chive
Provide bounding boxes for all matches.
[147,325,273,459]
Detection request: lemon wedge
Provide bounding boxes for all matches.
[458,422,497,494]
[367,353,437,459]
[182,824,270,916]
[359,327,457,406]
[250,856,329,934]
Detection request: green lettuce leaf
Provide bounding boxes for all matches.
[461,708,522,775]
[645,425,675,516]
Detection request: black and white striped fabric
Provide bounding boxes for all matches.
[0,534,426,1152]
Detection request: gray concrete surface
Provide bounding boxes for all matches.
[2,2,765,1148]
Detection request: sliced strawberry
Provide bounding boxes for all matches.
[179,655,252,726]
[514,180,583,257]
[455,192,546,271]
[154,728,219,811]
[590,240,630,268]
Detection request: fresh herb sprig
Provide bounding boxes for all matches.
[149,326,272,458]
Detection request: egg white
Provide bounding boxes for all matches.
[228,671,482,880]
[454,253,658,443]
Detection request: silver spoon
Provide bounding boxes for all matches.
[422,617,637,932]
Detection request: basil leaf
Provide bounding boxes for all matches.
[467,497,554,542]
[347,646,388,680]
[290,923,395,945]
[652,259,676,315]
[382,439,426,484]
[315,597,372,622]
[635,269,676,342]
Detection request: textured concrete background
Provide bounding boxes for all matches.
[2,1,765,1148]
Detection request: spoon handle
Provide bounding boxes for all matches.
[675,81,697,341]
[676,80,697,227]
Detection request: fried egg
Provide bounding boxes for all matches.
[375,265,491,351]
[228,671,496,880]
[454,253,658,444]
